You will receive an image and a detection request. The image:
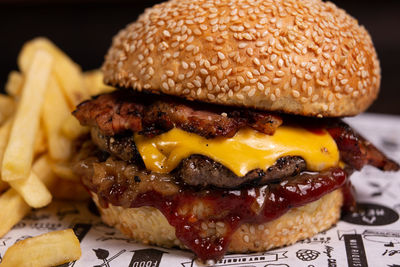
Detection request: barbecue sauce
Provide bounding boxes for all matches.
[96,167,348,261]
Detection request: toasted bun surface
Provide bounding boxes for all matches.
[92,188,343,252]
[103,0,380,117]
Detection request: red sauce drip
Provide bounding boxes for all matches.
[107,168,348,261]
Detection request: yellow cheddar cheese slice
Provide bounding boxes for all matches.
[134,126,339,176]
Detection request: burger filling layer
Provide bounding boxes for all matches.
[73,91,399,261]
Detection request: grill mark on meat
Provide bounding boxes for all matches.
[73,90,282,138]
[176,155,306,188]
[326,121,399,171]
[91,127,142,164]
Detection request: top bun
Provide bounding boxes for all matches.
[102,0,380,117]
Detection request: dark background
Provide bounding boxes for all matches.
[1,0,399,115]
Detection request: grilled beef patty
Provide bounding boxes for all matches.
[91,127,306,188]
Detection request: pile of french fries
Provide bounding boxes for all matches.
[0,38,114,266]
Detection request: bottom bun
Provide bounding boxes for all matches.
[92,188,343,253]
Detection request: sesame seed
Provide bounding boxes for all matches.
[243,235,250,243]
[162,82,169,90]
[186,45,195,51]
[193,80,201,87]
[163,30,171,37]
[272,78,281,84]
[257,82,264,90]
[266,64,274,71]
[237,76,245,84]
[217,52,225,61]
[168,78,175,88]
[248,88,256,97]
[253,58,260,65]
[278,59,284,68]
[292,90,300,98]
[200,68,208,75]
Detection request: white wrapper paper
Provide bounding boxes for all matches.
[1,113,399,267]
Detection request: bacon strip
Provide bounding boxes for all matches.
[73,90,282,138]
[326,121,399,171]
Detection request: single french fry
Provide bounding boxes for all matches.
[0,95,15,125]
[18,37,89,107]
[9,171,52,208]
[0,155,58,237]
[61,115,89,140]
[51,162,78,181]
[2,50,53,181]
[32,154,58,189]
[0,188,30,237]
[0,229,81,267]
[42,75,72,161]
[34,126,47,156]
[5,71,23,98]
[0,119,13,192]
[84,69,115,96]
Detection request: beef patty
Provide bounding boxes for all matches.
[91,127,306,188]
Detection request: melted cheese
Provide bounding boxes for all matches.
[134,126,339,176]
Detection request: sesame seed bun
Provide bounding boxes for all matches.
[92,188,343,252]
[102,0,380,117]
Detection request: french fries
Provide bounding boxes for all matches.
[4,71,23,98]
[2,50,53,181]
[0,155,58,237]
[18,37,89,107]
[9,171,52,208]
[0,119,12,192]
[83,69,115,95]
[0,37,115,264]
[0,229,81,267]
[61,112,89,140]
[42,75,72,161]
[51,162,78,181]
[0,189,31,237]
[0,95,15,125]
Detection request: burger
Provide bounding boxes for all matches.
[73,0,399,261]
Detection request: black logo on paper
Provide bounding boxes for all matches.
[343,234,368,267]
[129,248,166,267]
[295,249,320,261]
[181,251,287,267]
[363,229,400,246]
[93,248,126,267]
[342,202,399,225]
